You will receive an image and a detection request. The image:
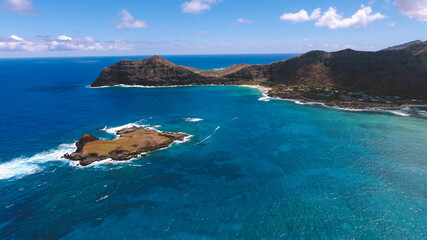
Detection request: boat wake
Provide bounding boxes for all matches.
[193,126,221,145]
[184,117,203,122]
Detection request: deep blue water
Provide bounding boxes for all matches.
[0,54,426,239]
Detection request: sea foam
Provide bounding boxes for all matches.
[0,143,76,180]
[247,84,425,117]
[0,121,193,180]
[255,88,421,118]
[101,123,147,138]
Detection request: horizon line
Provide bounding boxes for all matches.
[0,52,304,60]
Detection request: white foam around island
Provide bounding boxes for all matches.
[0,120,195,180]
[0,143,76,180]
[102,123,146,136]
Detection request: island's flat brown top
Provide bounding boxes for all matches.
[63,127,187,166]
[84,129,181,156]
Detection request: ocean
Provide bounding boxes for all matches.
[0,54,426,239]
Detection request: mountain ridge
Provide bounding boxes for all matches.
[91,41,427,101]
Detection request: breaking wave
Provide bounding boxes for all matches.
[0,143,76,180]
[256,90,425,118]
[248,85,426,118]
[0,121,194,180]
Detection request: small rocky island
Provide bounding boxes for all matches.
[63,126,188,166]
[91,40,427,109]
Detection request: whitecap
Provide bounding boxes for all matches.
[145,125,162,131]
[386,110,411,117]
[174,134,193,144]
[258,96,271,102]
[416,109,427,117]
[101,123,147,138]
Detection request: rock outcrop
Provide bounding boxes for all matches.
[63,127,188,166]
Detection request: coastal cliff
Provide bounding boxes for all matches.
[91,56,244,87]
[91,41,427,106]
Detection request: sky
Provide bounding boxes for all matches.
[0,0,426,58]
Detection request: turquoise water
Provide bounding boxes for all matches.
[0,55,426,239]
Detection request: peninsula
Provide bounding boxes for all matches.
[92,41,427,109]
[63,126,188,166]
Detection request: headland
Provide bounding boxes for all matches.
[91,40,427,109]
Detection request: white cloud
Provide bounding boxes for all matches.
[116,9,148,29]
[387,22,396,26]
[315,5,385,29]
[9,35,23,41]
[395,0,427,21]
[237,18,253,24]
[57,35,72,41]
[196,30,208,34]
[181,0,218,14]
[0,35,134,52]
[281,5,385,29]
[280,8,321,22]
[1,0,39,15]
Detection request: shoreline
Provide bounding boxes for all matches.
[238,85,427,111]
[90,83,426,112]
[64,124,193,167]
[239,84,272,92]
[0,122,194,180]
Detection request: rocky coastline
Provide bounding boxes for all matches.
[91,40,427,110]
[63,126,189,166]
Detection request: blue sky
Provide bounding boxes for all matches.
[0,0,426,57]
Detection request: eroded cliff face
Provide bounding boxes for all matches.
[92,41,427,99]
[91,56,242,87]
